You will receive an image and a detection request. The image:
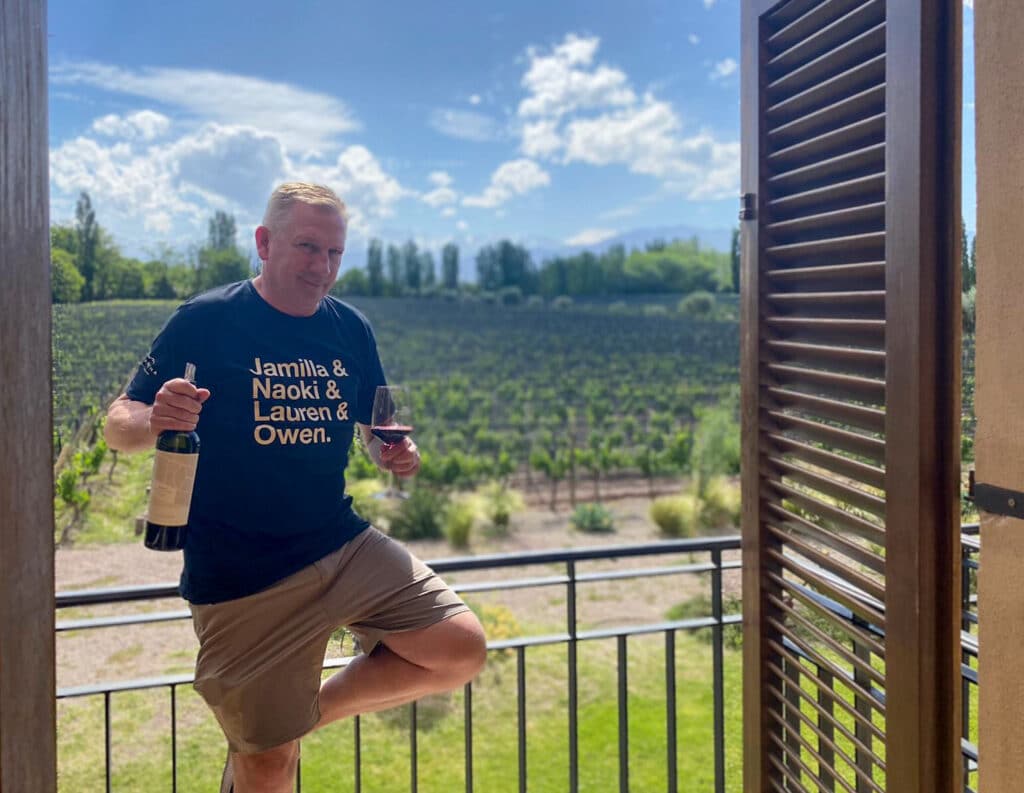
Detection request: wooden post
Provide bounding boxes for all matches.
[0,0,57,790]
[883,1,963,790]
[975,1,1024,788]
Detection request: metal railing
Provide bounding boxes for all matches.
[55,528,982,792]
[57,537,743,793]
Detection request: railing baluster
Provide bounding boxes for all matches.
[711,548,725,793]
[170,685,178,793]
[618,634,629,793]
[517,645,527,793]
[666,630,677,793]
[464,681,473,793]
[567,559,579,793]
[104,690,112,793]
[819,667,836,792]
[354,714,361,793]
[411,701,418,793]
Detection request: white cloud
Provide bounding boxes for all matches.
[688,34,701,45]
[91,110,171,140]
[469,94,482,105]
[703,0,717,8]
[964,0,973,7]
[169,124,286,209]
[456,220,469,232]
[50,61,358,152]
[513,34,740,200]
[566,227,617,246]
[463,158,550,208]
[441,207,457,217]
[710,58,738,81]
[297,145,411,231]
[421,171,458,208]
[520,119,564,159]
[518,34,635,119]
[429,171,453,187]
[423,186,458,207]
[50,115,410,248]
[429,108,502,142]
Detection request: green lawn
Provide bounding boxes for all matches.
[57,631,744,792]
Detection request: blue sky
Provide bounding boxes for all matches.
[47,0,976,262]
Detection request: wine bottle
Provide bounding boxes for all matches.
[144,362,200,551]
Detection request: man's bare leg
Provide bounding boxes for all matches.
[317,610,486,723]
[228,611,486,792]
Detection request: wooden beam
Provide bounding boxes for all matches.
[883,0,963,791]
[975,0,1024,787]
[0,0,56,790]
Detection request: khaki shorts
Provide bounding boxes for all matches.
[190,527,469,754]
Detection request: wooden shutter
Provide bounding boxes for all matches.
[740,1,962,791]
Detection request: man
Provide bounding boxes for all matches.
[105,183,487,793]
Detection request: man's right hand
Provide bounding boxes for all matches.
[149,378,211,435]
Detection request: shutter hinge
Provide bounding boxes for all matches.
[972,475,1024,520]
[739,193,756,221]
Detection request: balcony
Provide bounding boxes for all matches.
[54,530,979,792]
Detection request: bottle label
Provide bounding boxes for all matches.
[147,449,199,526]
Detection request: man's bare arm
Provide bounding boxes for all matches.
[105,378,211,454]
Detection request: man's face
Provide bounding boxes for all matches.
[255,202,347,316]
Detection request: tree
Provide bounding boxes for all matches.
[194,247,249,292]
[51,224,77,257]
[51,249,84,303]
[75,192,100,300]
[386,244,402,296]
[476,245,500,291]
[442,242,459,289]
[367,239,385,296]
[402,240,421,292]
[208,211,238,250]
[421,250,436,289]
[332,268,368,296]
[962,220,976,292]
[730,227,741,293]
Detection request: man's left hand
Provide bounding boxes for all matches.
[380,437,420,477]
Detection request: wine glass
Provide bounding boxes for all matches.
[370,385,413,498]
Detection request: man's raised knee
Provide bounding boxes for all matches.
[449,612,488,683]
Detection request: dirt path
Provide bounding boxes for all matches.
[55,495,741,690]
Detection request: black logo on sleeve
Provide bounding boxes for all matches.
[141,355,158,377]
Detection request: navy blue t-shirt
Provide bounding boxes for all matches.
[126,280,387,604]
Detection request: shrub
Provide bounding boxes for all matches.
[388,486,449,541]
[467,601,521,661]
[571,502,615,533]
[678,290,716,319]
[700,476,741,530]
[499,285,523,305]
[347,478,391,527]
[642,304,668,317]
[552,295,574,310]
[477,482,525,533]
[525,295,545,308]
[444,499,477,549]
[650,494,702,538]
[691,399,741,494]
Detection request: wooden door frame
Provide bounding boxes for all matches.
[0,0,57,790]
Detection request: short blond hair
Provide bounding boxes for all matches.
[262,182,348,231]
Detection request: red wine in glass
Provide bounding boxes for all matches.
[370,385,413,497]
